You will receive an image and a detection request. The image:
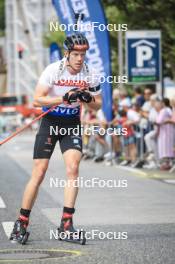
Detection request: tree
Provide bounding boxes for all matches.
[0,0,5,36]
[102,0,175,80]
[43,21,66,56]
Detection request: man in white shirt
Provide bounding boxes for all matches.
[10,33,102,244]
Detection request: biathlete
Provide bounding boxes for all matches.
[10,33,102,244]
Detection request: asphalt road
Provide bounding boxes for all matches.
[0,131,175,264]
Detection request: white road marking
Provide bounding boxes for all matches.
[163,179,175,184]
[0,196,6,208]
[2,222,14,238]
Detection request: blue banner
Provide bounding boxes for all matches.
[52,0,112,121]
[50,42,62,63]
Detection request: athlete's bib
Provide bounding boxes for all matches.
[42,105,80,117]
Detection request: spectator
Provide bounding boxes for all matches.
[141,88,153,131]
[118,88,131,111]
[82,109,96,159]
[119,100,140,165]
[118,109,137,165]
[137,88,154,159]
[168,98,175,125]
[83,109,108,162]
[104,102,123,164]
[82,91,175,173]
[142,88,153,119]
[113,88,120,102]
[93,109,108,162]
[169,98,175,171]
[144,95,160,154]
[132,86,145,107]
[143,97,161,169]
[156,98,175,170]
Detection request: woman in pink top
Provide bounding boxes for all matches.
[170,98,175,123]
[156,98,174,169]
[164,98,175,149]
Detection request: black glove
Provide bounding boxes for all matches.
[78,90,94,103]
[63,89,79,104]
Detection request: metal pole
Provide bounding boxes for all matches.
[118,30,123,90]
[108,123,113,165]
[140,127,144,161]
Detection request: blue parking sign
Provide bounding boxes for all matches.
[126,31,161,83]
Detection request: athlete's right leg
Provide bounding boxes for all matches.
[10,122,57,243]
[20,130,57,211]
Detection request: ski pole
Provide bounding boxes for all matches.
[0,105,57,146]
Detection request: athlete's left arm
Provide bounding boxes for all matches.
[85,93,102,111]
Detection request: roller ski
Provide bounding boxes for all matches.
[9,216,30,245]
[57,213,86,245]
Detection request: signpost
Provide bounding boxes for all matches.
[126,30,162,95]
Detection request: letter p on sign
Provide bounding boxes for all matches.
[136,45,153,67]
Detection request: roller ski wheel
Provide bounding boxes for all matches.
[79,230,86,245]
[57,227,86,245]
[9,219,30,245]
[58,216,86,245]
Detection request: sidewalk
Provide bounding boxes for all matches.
[114,164,175,185]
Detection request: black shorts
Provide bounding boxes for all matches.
[33,115,82,159]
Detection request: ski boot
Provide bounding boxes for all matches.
[57,213,86,245]
[9,217,30,245]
